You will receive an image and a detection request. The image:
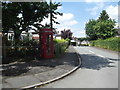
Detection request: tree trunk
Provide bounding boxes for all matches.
[14,32,21,46]
[2,34,7,63]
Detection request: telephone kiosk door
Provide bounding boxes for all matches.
[39,29,54,58]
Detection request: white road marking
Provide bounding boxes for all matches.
[88,50,95,54]
[76,46,117,61]
[96,54,105,58]
[88,50,105,58]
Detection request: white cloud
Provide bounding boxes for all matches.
[56,13,78,27]
[41,13,75,25]
[41,13,78,31]
[63,20,78,26]
[87,6,98,16]
[55,13,78,35]
[72,29,86,38]
[56,13,74,22]
[105,5,118,28]
[105,5,118,21]
[86,2,104,16]
[65,27,86,38]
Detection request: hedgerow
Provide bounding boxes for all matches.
[90,37,120,52]
[54,39,68,57]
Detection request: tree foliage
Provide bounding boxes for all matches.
[98,10,109,21]
[2,2,63,60]
[2,2,21,34]
[85,19,97,40]
[94,19,116,39]
[2,2,62,41]
[78,37,90,42]
[85,10,116,40]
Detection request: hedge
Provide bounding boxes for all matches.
[3,39,39,63]
[54,39,68,57]
[3,38,69,63]
[90,37,120,52]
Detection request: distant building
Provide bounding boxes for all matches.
[4,30,39,41]
[61,29,73,40]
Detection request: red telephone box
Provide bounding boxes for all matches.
[39,29,54,58]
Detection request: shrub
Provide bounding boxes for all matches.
[54,39,68,57]
[90,37,120,52]
[6,39,39,61]
[65,38,71,46]
[54,39,67,43]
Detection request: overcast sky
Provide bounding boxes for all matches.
[42,0,118,38]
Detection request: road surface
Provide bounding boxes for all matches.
[41,46,119,88]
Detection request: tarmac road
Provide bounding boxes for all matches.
[42,46,119,88]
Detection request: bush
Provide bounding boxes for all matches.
[54,39,68,57]
[65,38,71,46]
[90,37,120,52]
[54,39,67,43]
[6,39,39,60]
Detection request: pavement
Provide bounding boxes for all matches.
[0,46,81,89]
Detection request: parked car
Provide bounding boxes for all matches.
[71,40,76,46]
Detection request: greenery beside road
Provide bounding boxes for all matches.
[4,39,39,63]
[90,37,120,52]
[2,2,63,62]
[54,39,69,57]
[2,2,62,44]
[3,38,69,63]
[84,10,119,52]
[85,10,117,40]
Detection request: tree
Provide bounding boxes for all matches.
[50,2,63,29]
[2,2,21,61]
[78,37,90,42]
[85,19,98,40]
[2,2,62,43]
[2,2,62,61]
[94,19,116,39]
[95,10,116,39]
[2,2,48,44]
[2,2,20,35]
[85,10,116,40]
[98,10,109,21]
